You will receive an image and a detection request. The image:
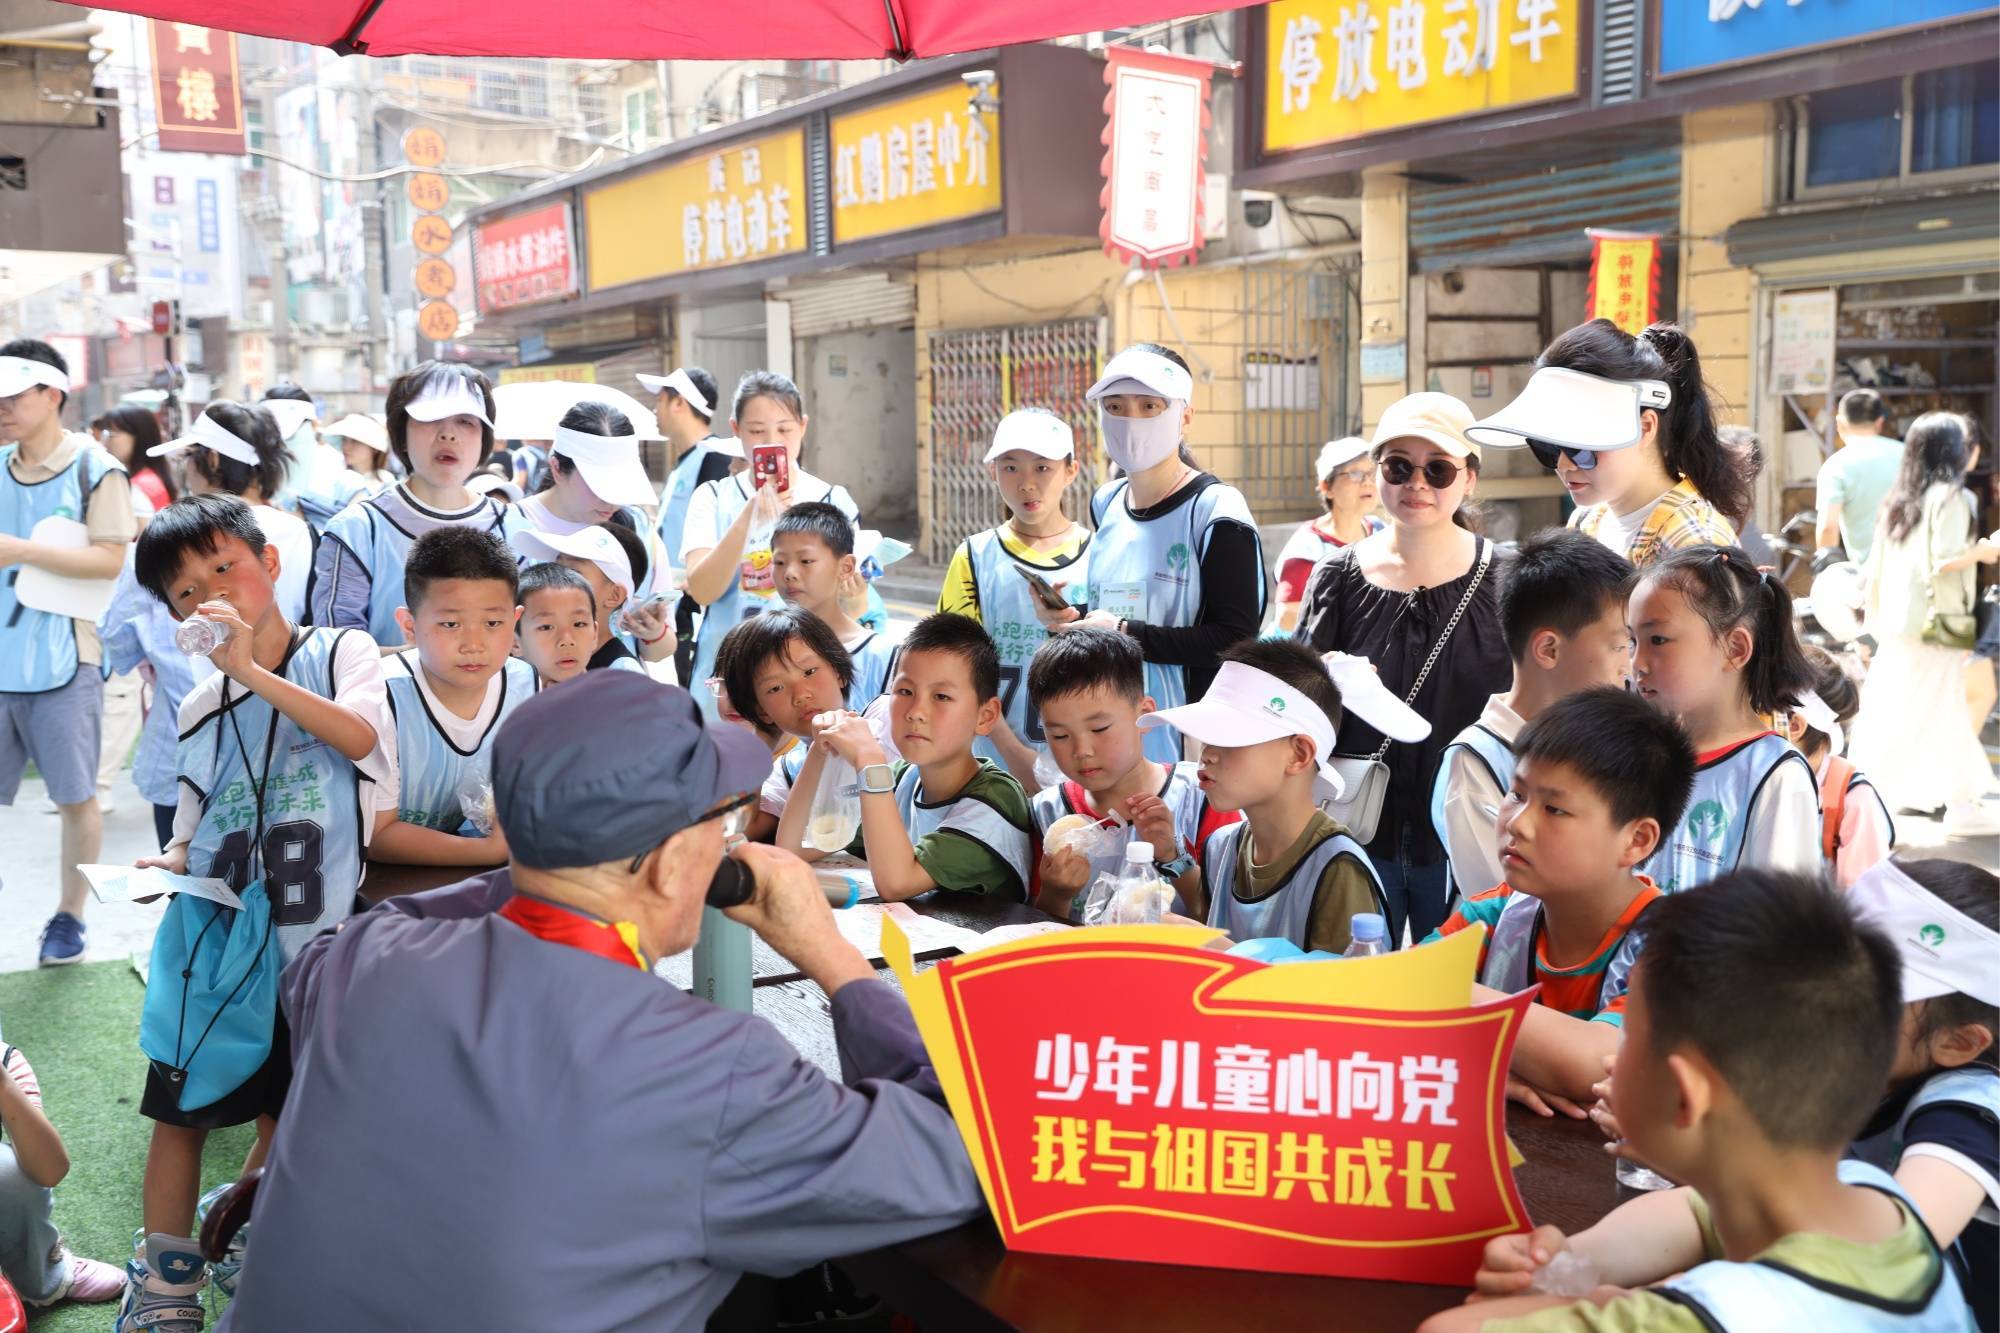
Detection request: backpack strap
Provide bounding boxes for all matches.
[1821,754,1856,860]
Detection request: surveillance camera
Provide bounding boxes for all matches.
[961,68,999,116]
[1240,190,1276,230]
[961,69,996,89]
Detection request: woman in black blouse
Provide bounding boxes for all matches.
[1295,393,1511,943]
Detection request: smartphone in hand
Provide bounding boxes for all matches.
[1013,563,1070,612]
[751,444,790,494]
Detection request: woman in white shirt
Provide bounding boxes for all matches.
[1850,411,2000,834]
[680,371,860,715]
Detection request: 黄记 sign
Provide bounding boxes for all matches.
[888,920,1532,1283]
[583,129,809,290]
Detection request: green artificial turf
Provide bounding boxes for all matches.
[0,962,253,1329]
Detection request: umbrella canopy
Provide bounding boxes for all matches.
[72,0,1252,59]
[492,380,663,443]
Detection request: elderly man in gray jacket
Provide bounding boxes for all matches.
[219,671,985,1332]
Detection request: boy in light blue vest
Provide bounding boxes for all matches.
[1432,530,1635,903]
[771,502,895,712]
[121,494,388,1329]
[1428,871,1975,1333]
[0,340,135,966]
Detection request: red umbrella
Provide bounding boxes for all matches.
[75,0,1254,60]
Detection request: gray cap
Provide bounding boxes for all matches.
[491,672,770,871]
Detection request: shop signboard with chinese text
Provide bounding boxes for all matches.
[888,920,1531,1281]
[148,21,245,155]
[1584,230,1659,336]
[584,130,809,291]
[474,203,577,314]
[831,84,1002,244]
[1101,48,1214,268]
[1261,0,1579,152]
[1659,0,1993,78]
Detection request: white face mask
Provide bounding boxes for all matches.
[1098,406,1183,474]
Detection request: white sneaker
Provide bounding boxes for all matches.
[1943,800,2000,838]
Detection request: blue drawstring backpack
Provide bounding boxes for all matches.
[139,881,279,1112]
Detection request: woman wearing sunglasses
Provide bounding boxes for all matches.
[1294,393,1511,943]
[1468,319,1744,568]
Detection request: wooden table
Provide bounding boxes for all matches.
[751,890,1631,1333]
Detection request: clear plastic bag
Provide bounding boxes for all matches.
[457,774,496,837]
[1076,872,1122,926]
[1527,1250,1601,1299]
[806,756,862,853]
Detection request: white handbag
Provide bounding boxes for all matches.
[1323,540,1492,843]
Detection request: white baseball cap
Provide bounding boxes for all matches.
[0,355,70,397]
[405,376,494,428]
[1372,393,1481,461]
[1465,367,1672,454]
[509,524,635,606]
[983,410,1075,463]
[549,423,656,508]
[262,398,316,440]
[1316,436,1372,480]
[148,407,262,468]
[1086,347,1194,405]
[635,367,713,418]
[1850,860,2000,1005]
[322,413,389,455]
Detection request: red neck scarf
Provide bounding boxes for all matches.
[498,894,648,971]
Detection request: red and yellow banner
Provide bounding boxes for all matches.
[148,22,245,156]
[1585,230,1660,336]
[888,921,1531,1284]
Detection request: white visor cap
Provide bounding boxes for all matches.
[550,424,657,508]
[1086,347,1193,405]
[984,410,1076,463]
[1465,367,1672,454]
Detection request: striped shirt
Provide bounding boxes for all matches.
[1426,878,1661,1024]
[2,1046,42,1111]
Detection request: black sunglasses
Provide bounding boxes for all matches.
[1526,439,1599,472]
[1379,456,1466,489]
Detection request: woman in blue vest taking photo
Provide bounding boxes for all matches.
[1045,343,1266,764]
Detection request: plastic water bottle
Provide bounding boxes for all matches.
[174,616,228,657]
[1343,913,1389,957]
[1109,840,1170,925]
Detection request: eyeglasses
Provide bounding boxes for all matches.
[1379,456,1466,489]
[1527,439,1598,472]
[1328,467,1373,484]
[625,790,757,872]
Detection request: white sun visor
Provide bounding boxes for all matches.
[0,356,70,397]
[1464,367,1672,454]
[148,410,262,468]
[1086,347,1194,405]
[1850,860,2000,1006]
[262,398,317,440]
[549,424,656,508]
[635,368,713,417]
[405,378,494,428]
[509,523,635,605]
[1140,661,1343,797]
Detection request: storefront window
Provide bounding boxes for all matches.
[1803,79,1901,187]
[1801,64,1998,192]
[1912,63,2000,174]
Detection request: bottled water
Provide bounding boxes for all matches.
[1343,913,1389,957]
[174,616,228,657]
[1108,841,1171,925]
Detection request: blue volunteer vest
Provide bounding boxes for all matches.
[962,526,1090,766]
[0,439,123,693]
[315,485,507,648]
[1089,475,1264,765]
[686,472,858,716]
[180,628,370,962]
[1646,733,1814,894]
[1469,889,1648,1015]
[384,654,537,834]
[1851,1065,2000,1298]
[889,761,1033,901]
[845,631,898,715]
[657,439,730,577]
[1030,764,1218,919]
[1430,722,1517,900]
[1200,819,1385,951]
[1657,1159,1974,1332]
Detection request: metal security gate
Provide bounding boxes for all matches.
[1228,263,1357,522]
[926,318,1106,564]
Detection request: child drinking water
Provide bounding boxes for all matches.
[1628,544,1819,892]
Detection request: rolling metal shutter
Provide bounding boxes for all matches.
[783,272,917,338]
[1409,151,1682,271]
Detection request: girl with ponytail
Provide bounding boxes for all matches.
[1627,544,1821,892]
[1467,319,1747,567]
